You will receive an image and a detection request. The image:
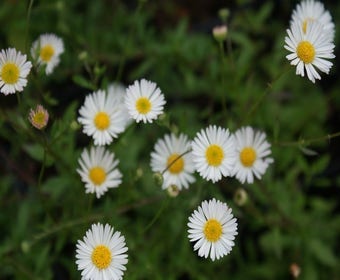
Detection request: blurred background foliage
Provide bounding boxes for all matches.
[0,0,340,279]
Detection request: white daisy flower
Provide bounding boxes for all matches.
[284,20,335,83]
[0,48,32,95]
[31,33,64,75]
[232,126,273,184]
[150,133,196,190]
[77,146,122,199]
[191,125,236,183]
[107,83,132,129]
[78,89,127,146]
[187,198,238,261]
[290,0,335,38]
[76,223,128,280]
[125,79,166,123]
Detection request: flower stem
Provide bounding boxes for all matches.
[115,0,145,82]
[274,131,340,147]
[25,0,35,53]
[162,149,192,175]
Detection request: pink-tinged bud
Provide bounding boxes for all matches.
[28,104,49,129]
[290,263,301,278]
[212,25,228,42]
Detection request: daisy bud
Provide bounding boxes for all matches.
[21,241,31,254]
[28,105,49,130]
[218,8,230,22]
[153,172,164,187]
[290,263,301,278]
[212,25,228,42]
[167,184,180,197]
[234,187,248,206]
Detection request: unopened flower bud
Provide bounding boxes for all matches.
[167,184,180,197]
[290,263,301,278]
[153,172,163,187]
[21,240,31,253]
[234,187,248,206]
[218,8,230,22]
[213,25,228,42]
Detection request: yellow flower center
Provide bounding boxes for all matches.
[204,219,222,242]
[94,112,110,130]
[40,44,55,62]
[167,153,184,174]
[89,166,106,185]
[32,112,47,128]
[205,144,224,166]
[136,97,151,114]
[91,245,112,270]
[296,41,315,64]
[1,63,19,84]
[240,147,256,167]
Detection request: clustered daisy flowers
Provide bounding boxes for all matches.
[284,0,335,83]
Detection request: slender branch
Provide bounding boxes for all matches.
[115,0,145,82]
[274,131,340,147]
[162,149,192,175]
[25,0,35,53]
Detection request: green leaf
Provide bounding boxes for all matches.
[23,144,54,166]
[72,75,96,90]
[309,239,338,267]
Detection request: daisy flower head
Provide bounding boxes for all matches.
[77,146,122,199]
[187,198,238,261]
[150,133,196,191]
[125,79,166,123]
[290,0,335,38]
[28,104,49,130]
[0,48,32,95]
[76,223,128,280]
[232,126,273,184]
[78,89,127,146]
[191,125,236,183]
[107,83,132,129]
[284,19,335,83]
[31,33,64,75]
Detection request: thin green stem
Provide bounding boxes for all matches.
[162,149,192,175]
[25,0,35,53]
[274,131,340,147]
[241,66,291,126]
[115,0,145,82]
[37,135,47,190]
[142,197,169,233]
[219,41,227,114]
